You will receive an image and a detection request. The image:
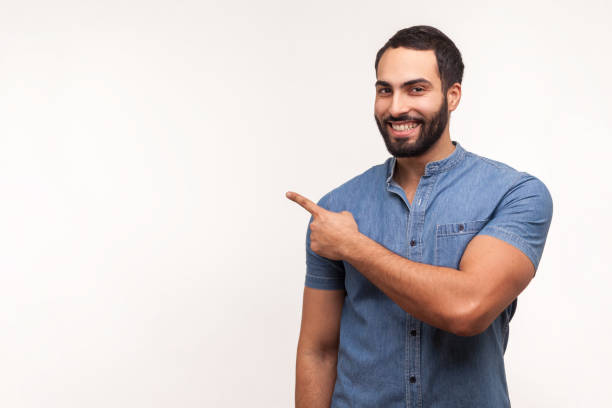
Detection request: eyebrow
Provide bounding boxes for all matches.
[375,78,433,88]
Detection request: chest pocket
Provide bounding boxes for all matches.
[434,219,489,268]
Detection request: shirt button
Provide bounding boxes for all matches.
[458,224,464,231]
[410,240,416,247]
[409,376,416,383]
[410,329,417,336]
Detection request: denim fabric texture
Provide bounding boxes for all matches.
[304,141,553,407]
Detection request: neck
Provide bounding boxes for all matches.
[393,134,455,185]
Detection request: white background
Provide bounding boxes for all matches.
[1,0,610,407]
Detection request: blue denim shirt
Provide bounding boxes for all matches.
[304,141,553,407]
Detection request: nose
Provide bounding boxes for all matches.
[388,92,413,119]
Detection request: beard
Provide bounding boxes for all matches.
[375,96,449,158]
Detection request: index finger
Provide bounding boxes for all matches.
[285,191,324,216]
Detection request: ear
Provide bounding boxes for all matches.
[446,82,462,113]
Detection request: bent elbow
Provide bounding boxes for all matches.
[451,321,488,337]
[447,302,490,337]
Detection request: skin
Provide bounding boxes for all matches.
[295,287,344,407]
[291,47,535,406]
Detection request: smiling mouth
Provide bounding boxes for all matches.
[387,120,421,138]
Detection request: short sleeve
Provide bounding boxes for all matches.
[477,174,553,274]
[304,192,346,290]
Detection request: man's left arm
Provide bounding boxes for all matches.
[286,175,553,337]
[342,232,534,336]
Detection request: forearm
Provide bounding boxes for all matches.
[295,348,338,408]
[343,233,479,335]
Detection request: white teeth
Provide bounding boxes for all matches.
[391,122,419,131]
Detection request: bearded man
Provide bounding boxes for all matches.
[287,25,553,408]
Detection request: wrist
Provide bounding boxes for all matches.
[342,231,367,262]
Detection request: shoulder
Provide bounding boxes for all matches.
[463,149,552,201]
[459,148,554,270]
[459,148,553,221]
[464,150,524,183]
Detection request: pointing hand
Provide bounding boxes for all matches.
[286,191,360,261]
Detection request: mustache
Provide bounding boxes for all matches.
[385,114,424,123]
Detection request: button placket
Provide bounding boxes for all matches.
[404,175,432,407]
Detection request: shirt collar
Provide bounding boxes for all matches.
[385,141,466,184]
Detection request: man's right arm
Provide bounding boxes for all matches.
[295,287,345,408]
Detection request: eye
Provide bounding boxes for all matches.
[377,87,391,95]
[411,87,425,93]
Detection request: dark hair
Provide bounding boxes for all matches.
[375,26,464,94]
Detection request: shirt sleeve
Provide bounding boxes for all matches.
[476,173,553,274]
[304,192,346,290]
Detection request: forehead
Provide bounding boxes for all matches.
[376,48,441,89]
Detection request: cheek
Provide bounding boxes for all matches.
[417,102,440,120]
[374,99,388,118]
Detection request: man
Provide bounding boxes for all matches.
[287,25,553,407]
